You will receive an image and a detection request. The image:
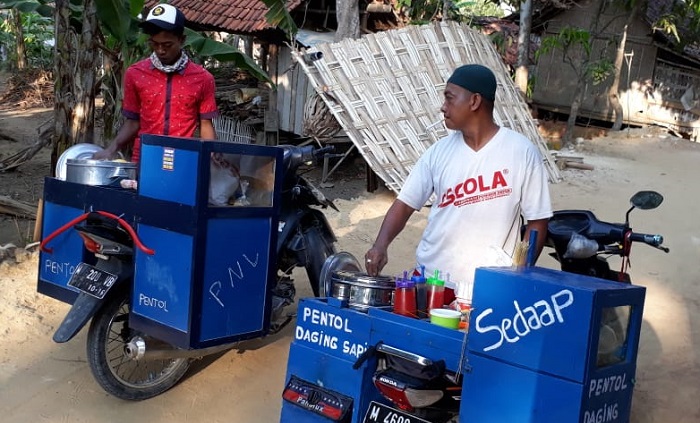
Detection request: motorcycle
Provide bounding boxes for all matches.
[360,190,669,423]
[544,190,668,281]
[39,144,337,400]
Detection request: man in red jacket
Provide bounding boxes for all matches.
[94,4,218,161]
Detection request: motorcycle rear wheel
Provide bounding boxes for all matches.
[86,292,191,400]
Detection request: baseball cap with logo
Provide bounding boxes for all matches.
[140,4,186,35]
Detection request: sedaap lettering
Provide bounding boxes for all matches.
[475,289,574,352]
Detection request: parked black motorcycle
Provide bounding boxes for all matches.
[359,190,669,423]
[40,144,337,400]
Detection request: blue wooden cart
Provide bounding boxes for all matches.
[280,266,646,423]
[38,135,284,349]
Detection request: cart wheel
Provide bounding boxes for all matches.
[86,291,190,400]
[304,225,337,297]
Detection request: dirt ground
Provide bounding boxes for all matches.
[2,95,700,421]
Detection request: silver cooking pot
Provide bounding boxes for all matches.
[329,270,395,311]
[65,159,137,186]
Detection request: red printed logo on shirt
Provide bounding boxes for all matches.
[438,169,512,208]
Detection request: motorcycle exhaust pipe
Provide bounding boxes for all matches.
[124,336,239,361]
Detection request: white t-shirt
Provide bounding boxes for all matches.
[397,127,553,301]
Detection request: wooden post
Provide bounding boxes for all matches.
[33,199,44,242]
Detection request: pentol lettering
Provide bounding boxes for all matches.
[302,307,353,333]
[475,289,574,352]
[589,374,629,398]
[44,259,77,278]
[138,293,169,312]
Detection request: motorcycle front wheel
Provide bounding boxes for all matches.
[86,291,191,400]
[304,225,337,296]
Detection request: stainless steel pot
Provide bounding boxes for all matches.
[65,159,137,186]
[329,270,395,311]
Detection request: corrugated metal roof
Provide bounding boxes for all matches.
[145,0,303,34]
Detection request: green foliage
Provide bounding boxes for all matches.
[650,0,700,50]
[95,0,144,47]
[185,29,272,85]
[0,8,53,69]
[396,0,442,24]
[537,27,592,60]
[585,59,614,85]
[451,0,504,20]
[260,0,297,40]
[535,26,613,86]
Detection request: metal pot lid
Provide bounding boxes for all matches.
[321,252,362,297]
[66,158,136,168]
[330,270,395,288]
[55,143,104,180]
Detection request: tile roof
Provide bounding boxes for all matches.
[145,0,303,34]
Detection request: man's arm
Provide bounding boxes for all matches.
[92,119,140,160]
[523,218,549,263]
[365,199,416,276]
[200,119,216,140]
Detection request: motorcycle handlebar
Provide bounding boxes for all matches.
[282,145,336,169]
[629,232,669,252]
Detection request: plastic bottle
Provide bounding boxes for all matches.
[411,265,428,319]
[426,269,445,311]
[393,271,417,318]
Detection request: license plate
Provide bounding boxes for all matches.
[68,263,118,299]
[363,401,431,423]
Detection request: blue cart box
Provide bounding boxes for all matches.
[38,135,284,350]
[462,266,646,423]
[130,135,283,349]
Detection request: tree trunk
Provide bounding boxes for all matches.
[515,0,533,99]
[71,0,98,144]
[52,0,100,170]
[563,79,585,149]
[562,0,606,149]
[443,0,455,21]
[609,4,640,131]
[335,0,360,41]
[52,0,75,171]
[11,8,26,70]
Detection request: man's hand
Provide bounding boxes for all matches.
[93,118,139,160]
[364,199,416,276]
[92,145,117,160]
[365,244,389,276]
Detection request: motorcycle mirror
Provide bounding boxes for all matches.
[630,190,664,210]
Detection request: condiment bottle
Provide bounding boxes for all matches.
[393,271,417,318]
[411,265,428,318]
[426,269,445,311]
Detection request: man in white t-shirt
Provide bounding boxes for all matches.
[364,64,552,304]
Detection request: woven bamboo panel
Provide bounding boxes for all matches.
[293,21,561,193]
